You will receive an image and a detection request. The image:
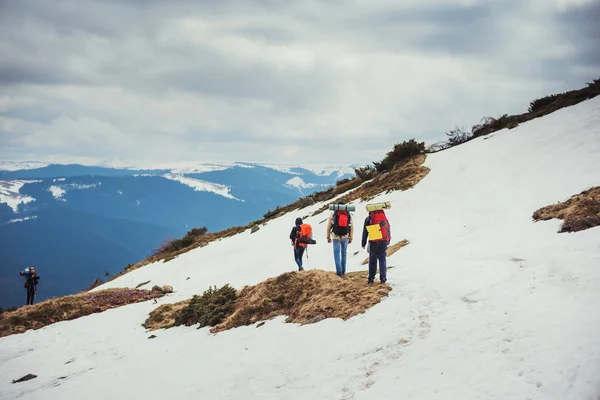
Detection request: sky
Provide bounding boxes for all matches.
[0,0,598,167]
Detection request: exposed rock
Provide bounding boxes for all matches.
[151,285,173,294]
[250,225,260,234]
[12,374,37,383]
[85,277,104,292]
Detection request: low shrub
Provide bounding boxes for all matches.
[173,284,237,328]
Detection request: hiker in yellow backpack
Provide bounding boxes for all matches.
[361,206,391,284]
[289,217,314,271]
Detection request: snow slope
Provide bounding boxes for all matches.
[2,97,600,400]
[162,173,242,201]
[0,180,39,212]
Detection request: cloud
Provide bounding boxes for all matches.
[0,0,598,166]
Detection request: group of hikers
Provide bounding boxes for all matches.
[290,200,391,284]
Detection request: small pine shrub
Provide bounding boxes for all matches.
[186,227,208,237]
[445,126,473,147]
[354,165,376,181]
[374,139,426,172]
[174,284,237,328]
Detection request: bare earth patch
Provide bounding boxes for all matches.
[533,187,600,232]
[144,270,392,333]
[362,239,410,265]
[0,288,165,338]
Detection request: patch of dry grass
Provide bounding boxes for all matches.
[0,288,165,338]
[312,155,429,216]
[143,300,191,330]
[144,270,392,333]
[533,187,600,232]
[361,239,410,265]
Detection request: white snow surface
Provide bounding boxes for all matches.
[48,185,66,200]
[257,162,356,178]
[3,215,38,224]
[0,161,48,171]
[284,176,319,191]
[162,173,242,201]
[0,180,39,212]
[2,98,600,400]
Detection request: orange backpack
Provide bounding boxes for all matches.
[296,223,313,247]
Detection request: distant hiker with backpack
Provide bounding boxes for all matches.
[19,266,40,305]
[361,207,391,284]
[290,217,315,271]
[327,200,354,277]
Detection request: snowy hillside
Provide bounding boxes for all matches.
[2,97,600,399]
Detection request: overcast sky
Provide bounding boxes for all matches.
[0,0,598,166]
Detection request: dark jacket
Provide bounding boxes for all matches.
[20,271,40,287]
[361,215,391,247]
[289,226,300,245]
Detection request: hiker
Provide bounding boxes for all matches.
[289,217,314,271]
[327,200,353,277]
[19,266,40,305]
[361,210,391,284]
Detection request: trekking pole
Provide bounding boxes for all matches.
[306,247,310,270]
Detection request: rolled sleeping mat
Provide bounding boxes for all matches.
[329,203,356,212]
[366,201,391,212]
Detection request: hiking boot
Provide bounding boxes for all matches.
[381,278,387,284]
[367,279,374,284]
[298,267,304,271]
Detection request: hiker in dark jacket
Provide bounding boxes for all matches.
[361,211,391,284]
[20,266,40,305]
[289,217,306,271]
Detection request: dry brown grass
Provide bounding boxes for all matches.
[213,270,391,332]
[143,300,191,330]
[0,288,165,338]
[361,239,410,265]
[144,270,392,333]
[533,187,600,232]
[312,155,429,216]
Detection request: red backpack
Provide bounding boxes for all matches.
[332,210,350,236]
[370,210,390,242]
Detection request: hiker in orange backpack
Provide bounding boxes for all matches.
[327,200,353,277]
[289,217,314,271]
[361,210,391,284]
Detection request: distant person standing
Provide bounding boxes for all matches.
[327,201,353,277]
[361,210,391,284]
[20,266,40,305]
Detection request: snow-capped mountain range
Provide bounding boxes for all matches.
[0,162,355,308]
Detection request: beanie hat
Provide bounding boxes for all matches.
[295,217,303,226]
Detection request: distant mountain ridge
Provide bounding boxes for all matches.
[0,161,355,308]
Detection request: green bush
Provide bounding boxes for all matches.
[528,93,562,113]
[174,284,237,328]
[445,126,473,147]
[186,227,208,237]
[377,139,425,171]
[354,165,376,181]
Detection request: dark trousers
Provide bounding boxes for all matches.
[368,241,388,282]
[294,246,306,269]
[26,285,36,305]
